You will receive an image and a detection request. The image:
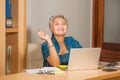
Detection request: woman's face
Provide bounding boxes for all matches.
[50,17,68,36]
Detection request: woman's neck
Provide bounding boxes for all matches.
[54,35,68,54]
[54,35,65,43]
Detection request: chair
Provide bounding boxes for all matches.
[26,43,43,69]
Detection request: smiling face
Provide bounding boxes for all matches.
[50,17,68,36]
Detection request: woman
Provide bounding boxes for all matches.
[37,14,82,67]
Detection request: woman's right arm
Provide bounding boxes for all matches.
[46,39,60,66]
[37,31,60,66]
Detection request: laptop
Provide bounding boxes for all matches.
[67,48,101,71]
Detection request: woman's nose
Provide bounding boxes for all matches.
[58,24,63,27]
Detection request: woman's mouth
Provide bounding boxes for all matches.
[57,28,64,31]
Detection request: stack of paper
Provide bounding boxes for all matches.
[25,67,65,74]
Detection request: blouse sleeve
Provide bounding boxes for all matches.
[41,42,49,60]
[71,37,83,48]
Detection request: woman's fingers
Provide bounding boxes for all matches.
[37,30,48,40]
[37,31,44,38]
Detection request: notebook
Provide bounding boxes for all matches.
[67,48,101,71]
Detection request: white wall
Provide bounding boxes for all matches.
[27,0,32,43]
[104,0,120,43]
[27,0,92,47]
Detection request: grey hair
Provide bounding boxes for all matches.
[49,14,68,27]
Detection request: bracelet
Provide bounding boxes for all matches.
[48,44,54,48]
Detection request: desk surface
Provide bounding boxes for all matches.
[0,69,120,80]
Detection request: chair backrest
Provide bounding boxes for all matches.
[26,43,43,69]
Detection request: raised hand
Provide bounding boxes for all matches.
[37,30,51,42]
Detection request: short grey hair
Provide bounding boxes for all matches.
[49,14,68,27]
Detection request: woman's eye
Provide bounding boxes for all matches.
[54,23,59,25]
[54,22,66,26]
[62,22,66,25]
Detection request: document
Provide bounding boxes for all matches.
[25,67,64,74]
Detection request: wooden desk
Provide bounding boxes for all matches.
[0,69,120,80]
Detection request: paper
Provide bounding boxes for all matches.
[25,67,64,74]
[25,68,41,74]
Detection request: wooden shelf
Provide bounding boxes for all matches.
[0,0,26,75]
[6,28,18,33]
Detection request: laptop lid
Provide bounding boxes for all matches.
[67,48,101,71]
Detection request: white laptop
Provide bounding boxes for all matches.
[67,48,101,71]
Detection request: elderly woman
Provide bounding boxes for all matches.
[37,14,82,67]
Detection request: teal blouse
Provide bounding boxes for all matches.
[41,35,82,67]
